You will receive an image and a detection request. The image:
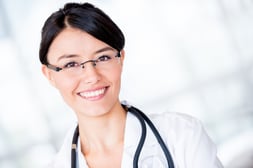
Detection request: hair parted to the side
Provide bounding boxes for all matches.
[39,2,125,65]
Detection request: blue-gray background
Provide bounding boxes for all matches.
[0,0,252,167]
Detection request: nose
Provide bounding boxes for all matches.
[81,63,101,84]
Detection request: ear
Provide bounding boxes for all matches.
[41,65,56,87]
[120,50,125,65]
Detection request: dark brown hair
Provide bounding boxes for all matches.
[39,2,125,65]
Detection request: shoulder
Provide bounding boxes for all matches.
[147,111,212,148]
[149,111,204,131]
[148,112,223,167]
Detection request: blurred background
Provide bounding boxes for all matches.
[0,0,253,167]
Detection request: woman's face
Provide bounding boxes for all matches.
[42,27,124,117]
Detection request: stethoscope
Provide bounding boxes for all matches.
[71,104,175,168]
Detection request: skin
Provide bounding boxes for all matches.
[42,27,126,167]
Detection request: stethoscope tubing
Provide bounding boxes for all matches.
[126,105,147,168]
[71,105,174,168]
[128,105,174,168]
[71,125,79,168]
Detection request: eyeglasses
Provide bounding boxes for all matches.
[47,52,121,77]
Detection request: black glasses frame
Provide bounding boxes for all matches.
[47,52,121,72]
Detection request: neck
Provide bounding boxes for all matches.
[77,102,127,154]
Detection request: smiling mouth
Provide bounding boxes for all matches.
[79,87,107,99]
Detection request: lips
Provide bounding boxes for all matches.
[79,87,107,100]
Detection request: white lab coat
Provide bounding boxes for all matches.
[48,111,223,168]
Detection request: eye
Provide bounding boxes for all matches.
[97,55,112,62]
[63,62,80,68]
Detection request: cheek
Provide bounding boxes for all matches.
[53,75,77,98]
[110,69,123,96]
[110,68,122,86]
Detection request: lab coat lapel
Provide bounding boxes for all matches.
[122,112,163,168]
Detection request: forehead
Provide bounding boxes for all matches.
[47,28,110,62]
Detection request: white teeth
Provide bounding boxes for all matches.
[80,88,105,98]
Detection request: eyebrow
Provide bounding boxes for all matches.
[57,46,115,62]
[94,46,115,54]
[57,54,78,62]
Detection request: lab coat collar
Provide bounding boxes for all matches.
[124,111,158,147]
[122,112,164,168]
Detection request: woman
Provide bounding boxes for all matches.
[39,2,223,168]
